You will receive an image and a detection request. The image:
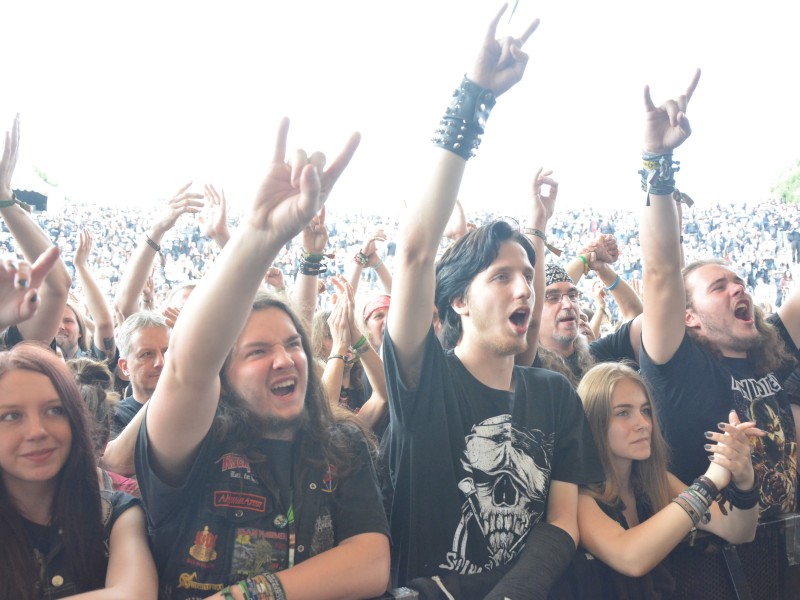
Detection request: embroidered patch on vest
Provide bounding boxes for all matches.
[214,491,267,513]
[189,526,218,562]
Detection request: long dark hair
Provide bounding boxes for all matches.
[684,259,797,376]
[0,343,105,599]
[216,292,373,486]
[435,220,536,349]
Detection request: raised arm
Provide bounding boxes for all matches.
[201,184,231,249]
[389,5,539,386]
[640,69,701,364]
[73,229,116,358]
[145,118,359,481]
[113,183,204,322]
[292,206,329,331]
[517,167,558,366]
[345,228,390,294]
[0,115,71,343]
[320,278,352,410]
[0,249,59,330]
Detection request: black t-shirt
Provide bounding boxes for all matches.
[640,332,797,518]
[111,395,144,438]
[383,329,603,585]
[552,493,675,600]
[589,320,637,366]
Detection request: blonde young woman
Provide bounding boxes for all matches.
[567,362,760,598]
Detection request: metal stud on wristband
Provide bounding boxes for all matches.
[639,152,680,205]
[431,76,496,160]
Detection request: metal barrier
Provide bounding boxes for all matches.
[369,515,800,599]
[670,513,800,600]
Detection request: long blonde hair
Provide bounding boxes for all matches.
[578,363,672,514]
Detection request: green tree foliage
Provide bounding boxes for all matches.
[773,159,800,204]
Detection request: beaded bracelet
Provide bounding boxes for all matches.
[606,274,621,291]
[354,251,369,267]
[432,76,496,161]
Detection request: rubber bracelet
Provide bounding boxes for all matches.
[606,274,621,291]
[352,335,367,350]
[578,254,589,275]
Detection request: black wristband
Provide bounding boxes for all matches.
[725,471,760,510]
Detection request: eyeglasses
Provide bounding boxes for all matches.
[544,290,583,304]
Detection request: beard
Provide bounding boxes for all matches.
[261,407,309,439]
[216,388,310,442]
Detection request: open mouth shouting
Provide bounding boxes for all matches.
[271,379,297,397]
[734,299,753,323]
[509,307,531,334]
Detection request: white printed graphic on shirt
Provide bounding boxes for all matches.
[441,414,553,574]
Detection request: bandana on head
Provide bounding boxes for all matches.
[363,294,391,321]
[545,263,573,287]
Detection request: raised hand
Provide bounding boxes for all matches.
[590,280,607,306]
[0,246,60,329]
[332,274,361,342]
[361,228,387,257]
[327,277,353,355]
[264,266,286,291]
[248,118,360,246]
[643,69,701,155]
[74,229,93,269]
[152,182,205,236]
[302,206,329,255]
[704,409,762,491]
[201,184,230,243]
[142,270,156,308]
[592,234,620,265]
[163,305,181,329]
[467,3,540,96]
[531,167,558,222]
[0,114,19,201]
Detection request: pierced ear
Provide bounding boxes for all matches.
[452,295,469,316]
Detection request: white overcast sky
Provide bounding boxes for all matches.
[2,1,799,219]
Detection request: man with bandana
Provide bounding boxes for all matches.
[533,263,641,386]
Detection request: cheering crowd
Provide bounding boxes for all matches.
[1,5,799,600]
